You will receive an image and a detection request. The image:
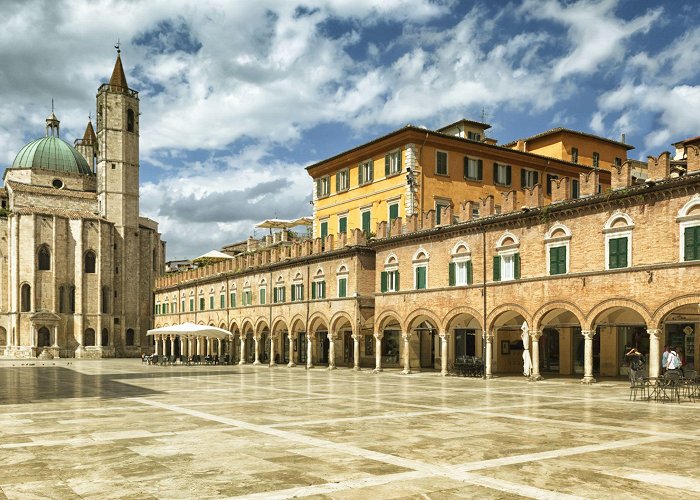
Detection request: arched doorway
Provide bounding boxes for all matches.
[445,311,483,367]
[37,327,51,348]
[316,330,329,364]
[537,307,582,375]
[490,309,527,374]
[259,329,270,364]
[84,328,96,346]
[379,319,402,368]
[591,306,647,377]
[416,321,436,369]
[660,303,698,370]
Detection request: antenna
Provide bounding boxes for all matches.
[51,98,54,113]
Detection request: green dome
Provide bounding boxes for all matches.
[11,136,93,175]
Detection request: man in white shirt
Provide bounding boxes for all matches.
[666,346,681,371]
[661,345,670,374]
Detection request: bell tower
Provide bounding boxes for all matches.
[96,46,139,226]
[95,46,142,351]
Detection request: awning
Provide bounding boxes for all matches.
[146,322,233,340]
[255,217,313,229]
[194,250,235,260]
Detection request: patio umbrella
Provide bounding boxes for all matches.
[521,322,532,377]
[146,322,233,340]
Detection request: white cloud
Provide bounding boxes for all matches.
[518,0,662,81]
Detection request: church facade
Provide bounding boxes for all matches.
[0,53,164,358]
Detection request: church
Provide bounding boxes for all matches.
[0,52,164,358]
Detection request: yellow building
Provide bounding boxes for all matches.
[503,128,633,172]
[307,120,611,238]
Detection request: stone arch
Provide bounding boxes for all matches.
[384,252,399,266]
[495,231,520,249]
[677,193,700,218]
[240,318,255,334]
[228,319,240,333]
[603,211,634,230]
[533,301,585,331]
[584,298,652,330]
[443,306,483,331]
[375,309,403,332]
[271,316,288,334]
[288,315,306,332]
[544,222,572,240]
[403,308,442,332]
[450,240,471,255]
[330,311,354,334]
[255,320,270,337]
[412,246,430,261]
[652,294,700,329]
[308,311,330,333]
[486,303,532,331]
[218,322,227,330]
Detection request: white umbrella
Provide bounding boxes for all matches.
[147,322,232,340]
[521,322,532,377]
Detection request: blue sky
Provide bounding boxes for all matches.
[1,0,699,259]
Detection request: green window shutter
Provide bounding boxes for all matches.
[273,287,278,303]
[220,295,225,308]
[506,165,512,185]
[609,238,618,269]
[521,169,527,188]
[358,165,363,185]
[339,278,347,298]
[336,172,340,191]
[362,211,371,233]
[321,281,326,298]
[389,204,398,222]
[435,205,442,225]
[381,271,388,293]
[684,227,698,261]
[448,262,456,286]
[619,237,628,267]
[559,246,567,274]
[416,266,426,289]
[369,162,373,181]
[291,285,295,302]
[189,298,194,311]
[549,247,557,275]
[311,283,316,300]
[493,256,501,281]
[339,217,347,233]
[320,221,328,239]
[463,157,469,179]
[397,150,402,170]
[395,271,400,291]
[385,154,390,176]
[467,260,473,285]
[514,253,521,279]
[477,160,483,181]
[300,284,304,300]
[199,297,204,310]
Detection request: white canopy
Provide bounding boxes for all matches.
[147,322,233,340]
[194,250,235,260]
[255,217,313,229]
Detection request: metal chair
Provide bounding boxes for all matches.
[628,368,648,401]
[659,370,681,403]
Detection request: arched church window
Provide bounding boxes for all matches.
[38,245,51,271]
[85,251,96,274]
[20,283,31,312]
[127,109,135,132]
[101,328,109,347]
[126,328,135,346]
[69,286,76,313]
[58,285,65,313]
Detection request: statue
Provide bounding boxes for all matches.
[521,322,532,377]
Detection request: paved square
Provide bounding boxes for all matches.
[1,360,699,499]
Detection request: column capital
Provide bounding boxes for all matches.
[529,329,542,341]
[373,331,384,340]
[326,332,338,341]
[352,333,362,341]
[581,329,597,340]
[484,331,494,342]
[401,332,411,341]
[646,328,661,338]
[438,330,449,339]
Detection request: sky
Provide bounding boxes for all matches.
[1,0,699,260]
